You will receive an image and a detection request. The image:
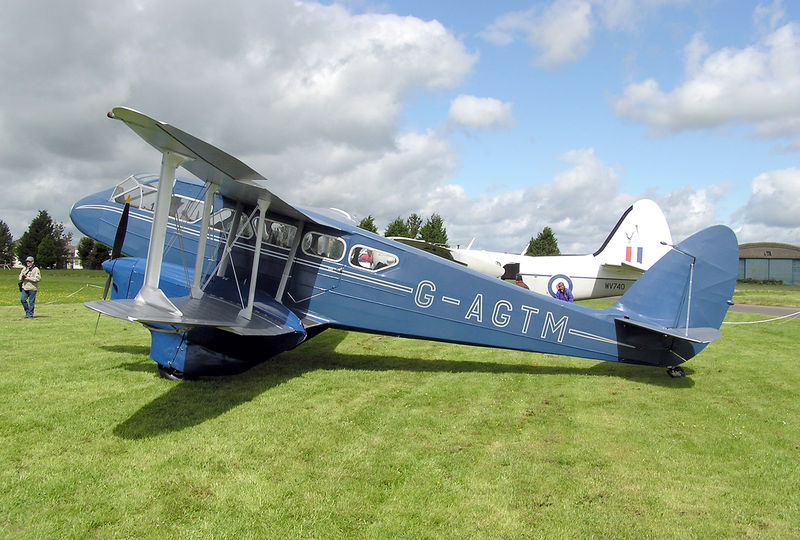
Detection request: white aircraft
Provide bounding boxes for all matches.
[446,199,673,300]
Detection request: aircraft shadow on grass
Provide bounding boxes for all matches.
[112,331,693,440]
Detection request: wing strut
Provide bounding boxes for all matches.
[134,150,191,315]
[276,221,305,303]
[238,196,271,320]
[217,202,243,278]
[191,183,218,299]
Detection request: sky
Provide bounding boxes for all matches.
[1,0,799,254]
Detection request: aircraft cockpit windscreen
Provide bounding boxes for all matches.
[110,174,158,211]
[349,245,399,272]
[110,174,208,225]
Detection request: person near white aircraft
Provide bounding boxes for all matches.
[515,274,529,289]
[555,281,573,302]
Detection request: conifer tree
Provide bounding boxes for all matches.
[384,216,410,238]
[419,213,448,246]
[525,226,560,256]
[16,210,72,268]
[357,215,378,233]
[406,213,422,239]
[0,220,13,267]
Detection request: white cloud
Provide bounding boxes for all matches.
[438,148,636,254]
[727,167,800,245]
[0,0,477,238]
[479,0,594,69]
[754,0,786,32]
[741,168,800,228]
[611,23,800,148]
[448,95,513,129]
[648,186,723,241]
[479,0,689,68]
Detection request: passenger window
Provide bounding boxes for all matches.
[349,245,399,272]
[264,219,297,249]
[302,232,345,261]
[211,208,234,231]
[170,195,203,223]
[210,208,253,239]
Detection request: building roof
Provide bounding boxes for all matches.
[739,242,800,259]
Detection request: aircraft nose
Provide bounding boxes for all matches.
[70,196,100,238]
[70,190,117,245]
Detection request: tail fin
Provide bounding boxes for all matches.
[610,225,738,365]
[594,199,672,271]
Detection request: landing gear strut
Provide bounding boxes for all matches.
[666,366,685,378]
[157,364,185,381]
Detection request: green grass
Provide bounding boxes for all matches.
[0,269,108,307]
[1,271,798,537]
[732,281,800,306]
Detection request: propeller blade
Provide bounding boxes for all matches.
[102,274,113,300]
[111,196,131,260]
[103,196,130,301]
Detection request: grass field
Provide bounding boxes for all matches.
[1,270,798,537]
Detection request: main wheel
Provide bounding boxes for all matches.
[157,364,185,381]
[666,366,685,378]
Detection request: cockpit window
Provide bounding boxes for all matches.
[349,245,399,272]
[110,175,199,221]
[302,232,345,261]
[111,175,158,211]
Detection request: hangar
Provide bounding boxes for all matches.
[738,243,800,284]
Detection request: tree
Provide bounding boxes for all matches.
[384,216,410,238]
[16,210,73,269]
[525,226,560,256]
[358,215,378,233]
[36,235,57,268]
[406,213,422,239]
[0,220,13,267]
[77,237,111,270]
[419,213,448,246]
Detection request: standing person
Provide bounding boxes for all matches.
[514,274,529,289]
[19,256,41,318]
[555,281,573,302]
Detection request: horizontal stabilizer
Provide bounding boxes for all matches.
[86,295,304,337]
[601,261,647,272]
[615,317,721,344]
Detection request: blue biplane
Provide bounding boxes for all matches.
[70,107,738,380]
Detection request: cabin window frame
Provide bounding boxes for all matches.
[263,218,297,249]
[301,231,346,262]
[348,245,399,272]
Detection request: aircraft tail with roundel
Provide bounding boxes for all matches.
[593,199,673,272]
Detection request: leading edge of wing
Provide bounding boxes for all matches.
[86,295,305,337]
[108,107,308,223]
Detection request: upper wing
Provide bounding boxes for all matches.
[110,107,309,223]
